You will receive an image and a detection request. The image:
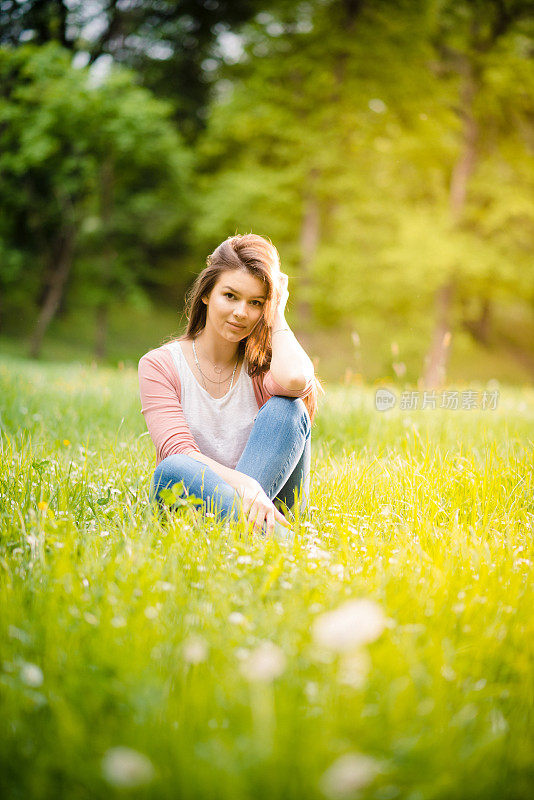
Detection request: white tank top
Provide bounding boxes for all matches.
[166,341,259,469]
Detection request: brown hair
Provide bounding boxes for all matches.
[182,233,322,422]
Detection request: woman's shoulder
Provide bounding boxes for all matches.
[138,339,182,385]
[139,338,180,362]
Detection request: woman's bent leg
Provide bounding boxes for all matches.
[150,453,240,521]
[273,434,311,515]
[235,396,311,512]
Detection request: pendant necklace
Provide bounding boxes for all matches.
[192,338,239,395]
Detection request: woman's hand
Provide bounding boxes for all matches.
[235,473,290,537]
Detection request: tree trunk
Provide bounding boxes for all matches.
[94,303,108,361]
[29,226,75,359]
[422,279,455,388]
[499,330,534,379]
[462,297,492,346]
[94,157,115,360]
[296,168,320,346]
[422,57,479,387]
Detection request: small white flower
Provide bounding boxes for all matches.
[330,564,345,580]
[228,612,247,626]
[102,747,154,788]
[240,641,286,683]
[320,752,380,798]
[338,650,370,689]
[305,681,319,702]
[183,635,208,664]
[312,599,386,653]
[441,665,456,681]
[20,662,44,687]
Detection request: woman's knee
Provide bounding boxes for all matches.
[150,453,200,503]
[150,453,240,521]
[259,395,310,437]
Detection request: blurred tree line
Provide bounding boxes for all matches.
[1,0,534,383]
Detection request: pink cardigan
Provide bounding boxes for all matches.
[138,343,314,465]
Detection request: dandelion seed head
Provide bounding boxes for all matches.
[183,635,208,664]
[20,662,44,687]
[228,612,247,626]
[102,747,154,788]
[312,599,386,653]
[240,641,286,683]
[320,752,380,798]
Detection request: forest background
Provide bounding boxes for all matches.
[1,0,534,387]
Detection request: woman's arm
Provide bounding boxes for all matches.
[268,273,314,391]
[138,350,201,461]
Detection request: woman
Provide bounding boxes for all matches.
[138,233,321,538]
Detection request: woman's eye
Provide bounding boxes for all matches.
[225,293,234,299]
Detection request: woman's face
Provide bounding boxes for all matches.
[202,268,268,342]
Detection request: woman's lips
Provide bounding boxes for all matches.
[227,321,245,330]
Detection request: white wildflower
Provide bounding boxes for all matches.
[338,650,370,689]
[183,635,208,664]
[156,581,174,592]
[240,641,286,683]
[330,564,345,580]
[20,662,44,688]
[102,747,154,788]
[441,665,456,681]
[305,681,319,702]
[312,599,386,653]
[320,752,380,799]
[228,612,248,626]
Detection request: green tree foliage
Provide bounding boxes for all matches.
[0,42,192,356]
[192,0,534,380]
[0,0,274,141]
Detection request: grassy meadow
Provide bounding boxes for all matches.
[0,354,533,799]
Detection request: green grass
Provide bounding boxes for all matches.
[0,355,533,800]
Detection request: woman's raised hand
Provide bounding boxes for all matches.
[275,271,289,318]
[236,474,291,537]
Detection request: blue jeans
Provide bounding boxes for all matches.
[149,396,311,526]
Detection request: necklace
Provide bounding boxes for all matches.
[192,338,239,394]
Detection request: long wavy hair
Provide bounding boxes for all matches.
[181,233,322,422]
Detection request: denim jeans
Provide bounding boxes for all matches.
[149,396,311,527]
